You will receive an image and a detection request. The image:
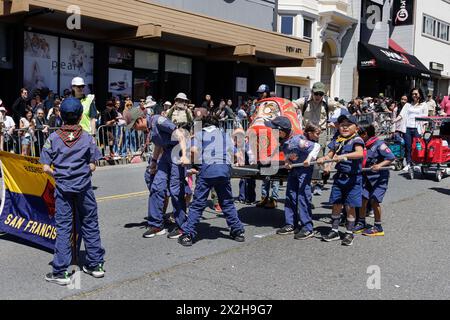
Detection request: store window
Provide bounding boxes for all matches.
[134,50,159,100]
[164,54,192,101]
[0,24,13,69]
[59,38,94,95]
[303,19,313,39]
[276,84,302,101]
[280,16,294,36]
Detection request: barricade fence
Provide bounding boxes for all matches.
[0,113,395,161]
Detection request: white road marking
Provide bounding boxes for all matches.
[254,231,276,238]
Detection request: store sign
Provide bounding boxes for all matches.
[393,0,414,26]
[361,59,377,67]
[380,49,416,67]
[23,32,58,93]
[430,62,444,71]
[286,46,302,54]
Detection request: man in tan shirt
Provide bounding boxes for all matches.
[293,82,335,195]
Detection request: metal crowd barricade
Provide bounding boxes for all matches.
[96,124,146,160]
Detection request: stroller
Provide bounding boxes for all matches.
[385,133,406,171]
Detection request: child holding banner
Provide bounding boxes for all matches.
[40,97,105,286]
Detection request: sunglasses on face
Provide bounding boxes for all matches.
[314,92,324,97]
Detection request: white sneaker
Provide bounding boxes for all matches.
[402,164,410,172]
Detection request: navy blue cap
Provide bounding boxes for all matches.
[257,84,270,93]
[338,114,358,125]
[265,116,292,133]
[60,97,83,116]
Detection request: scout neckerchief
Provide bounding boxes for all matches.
[365,137,379,149]
[335,133,356,154]
[56,125,83,148]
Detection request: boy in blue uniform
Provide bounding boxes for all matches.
[40,97,105,286]
[274,119,322,240]
[317,115,365,246]
[178,116,245,246]
[354,124,395,236]
[125,108,190,239]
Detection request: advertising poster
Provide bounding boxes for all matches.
[109,68,132,97]
[23,32,58,94]
[393,0,414,26]
[59,38,94,95]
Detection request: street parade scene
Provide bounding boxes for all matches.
[0,0,449,303]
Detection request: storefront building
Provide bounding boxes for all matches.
[0,0,313,110]
[358,0,443,100]
[275,0,358,101]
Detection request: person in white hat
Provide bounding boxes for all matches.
[0,105,16,152]
[166,93,193,129]
[71,77,97,136]
[144,96,157,116]
[161,101,172,117]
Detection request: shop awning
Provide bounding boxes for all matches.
[358,42,431,79]
[0,0,314,67]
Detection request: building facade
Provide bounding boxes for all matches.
[0,0,313,110]
[275,0,358,101]
[358,0,449,100]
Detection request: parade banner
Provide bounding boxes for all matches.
[0,152,56,250]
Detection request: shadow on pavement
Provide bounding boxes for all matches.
[0,233,53,254]
[237,206,284,228]
[194,223,232,243]
[429,187,450,196]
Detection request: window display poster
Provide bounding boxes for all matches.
[59,38,94,95]
[134,69,158,100]
[109,46,134,68]
[109,68,132,97]
[135,50,158,70]
[23,32,58,93]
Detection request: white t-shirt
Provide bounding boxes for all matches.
[3,116,15,131]
[400,102,428,134]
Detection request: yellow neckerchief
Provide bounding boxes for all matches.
[335,133,357,154]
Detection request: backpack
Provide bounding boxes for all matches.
[167,106,193,125]
[303,96,330,119]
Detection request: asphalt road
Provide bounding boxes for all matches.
[0,162,449,300]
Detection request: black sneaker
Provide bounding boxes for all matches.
[167,227,183,239]
[143,226,166,238]
[230,230,245,242]
[276,225,295,235]
[178,234,193,247]
[341,233,354,246]
[45,271,71,286]
[322,230,341,242]
[294,229,315,240]
[82,264,105,278]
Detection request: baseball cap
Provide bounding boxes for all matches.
[257,84,270,94]
[163,101,172,107]
[0,106,6,112]
[60,97,83,116]
[264,116,292,133]
[338,114,358,125]
[312,82,326,93]
[71,77,85,86]
[124,107,145,130]
[0,99,3,106]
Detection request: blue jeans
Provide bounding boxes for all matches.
[261,179,279,200]
[404,127,419,164]
[53,186,105,274]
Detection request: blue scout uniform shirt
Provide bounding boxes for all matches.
[40,132,101,193]
[364,138,396,185]
[147,114,178,149]
[283,134,318,170]
[193,126,234,179]
[328,135,365,174]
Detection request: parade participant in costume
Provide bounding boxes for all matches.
[178,116,245,246]
[317,115,364,246]
[124,108,190,239]
[277,122,321,239]
[353,124,395,237]
[40,97,105,285]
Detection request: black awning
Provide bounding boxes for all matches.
[358,42,431,79]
